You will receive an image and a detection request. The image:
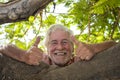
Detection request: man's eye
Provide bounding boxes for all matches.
[62,41,68,45]
[53,42,57,44]
[51,42,57,45]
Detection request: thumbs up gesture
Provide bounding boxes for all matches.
[24,36,44,65]
[72,36,95,61]
[0,36,44,65]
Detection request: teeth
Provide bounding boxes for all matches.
[54,52,66,55]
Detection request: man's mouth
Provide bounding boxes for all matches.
[54,52,67,56]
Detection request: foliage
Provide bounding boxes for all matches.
[51,0,120,43]
[0,0,120,50]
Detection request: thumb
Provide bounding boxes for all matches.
[71,36,79,46]
[33,36,41,47]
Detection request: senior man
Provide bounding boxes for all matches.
[0,24,117,67]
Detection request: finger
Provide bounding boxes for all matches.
[33,36,41,47]
[74,57,81,62]
[80,56,86,60]
[71,36,79,46]
[85,56,91,60]
[85,54,93,60]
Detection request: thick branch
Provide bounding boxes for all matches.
[0,0,53,25]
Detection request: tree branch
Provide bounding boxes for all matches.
[0,0,53,25]
[110,8,120,39]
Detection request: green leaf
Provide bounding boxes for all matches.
[29,16,35,22]
[15,39,27,50]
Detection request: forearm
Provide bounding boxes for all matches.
[90,40,117,54]
[0,44,26,62]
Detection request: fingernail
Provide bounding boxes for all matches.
[86,56,90,60]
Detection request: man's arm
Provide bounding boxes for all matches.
[0,44,26,62]
[72,36,117,61]
[0,36,44,65]
[89,40,117,54]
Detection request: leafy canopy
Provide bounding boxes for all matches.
[0,0,120,49]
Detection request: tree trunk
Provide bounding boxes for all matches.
[0,43,120,80]
[0,0,53,25]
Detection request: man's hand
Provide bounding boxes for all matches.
[24,36,43,65]
[72,36,95,61]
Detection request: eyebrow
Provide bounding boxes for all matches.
[62,39,69,41]
[50,40,57,42]
[50,39,69,42]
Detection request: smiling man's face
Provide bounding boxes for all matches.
[47,29,73,66]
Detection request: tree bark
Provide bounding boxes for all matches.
[0,0,53,25]
[0,43,120,80]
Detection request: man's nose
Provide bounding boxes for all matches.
[56,43,64,50]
